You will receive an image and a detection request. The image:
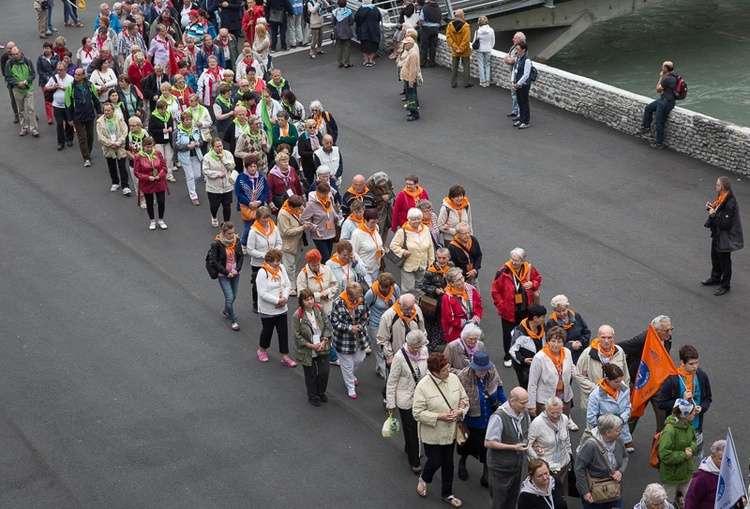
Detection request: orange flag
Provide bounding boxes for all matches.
[630,324,678,417]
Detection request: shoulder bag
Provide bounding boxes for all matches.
[430,376,468,446]
[44,76,58,102]
[385,227,408,269]
[471,32,480,50]
[585,439,622,503]
[418,295,438,318]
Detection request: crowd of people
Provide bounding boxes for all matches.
[6,2,743,509]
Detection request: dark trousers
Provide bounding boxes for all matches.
[259,313,289,354]
[7,84,18,116]
[420,26,439,66]
[513,362,530,390]
[710,236,732,288]
[313,238,334,263]
[269,20,288,51]
[501,318,518,361]
[303,356,330,400]
[422,442,455,498]
[516,84,530,124]
[627,393,667,434]
[54,106,74,145]
[642,97,675,145]
[399,407,420,468]
[451,56,470,87]
[144,191,166,220]
[404,81,419,118]
[106,157,130,188]
[251,265,261,309]
[74,120,95,160]
[489,467,522,509]
[207,191,233,222]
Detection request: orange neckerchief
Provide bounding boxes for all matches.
[348,213,365,226]
[549,310,576,330]
[340,290,361,311]
[520,318,544,341]
[444,196,469,222]
[422,214,433,229]
[347,185,369,199]
[711,191,729,210]
[403,185,424,203]
[444,284,469,302]
[392,302,418,323]
[318,194,333,213]
[313,112,324,131]
[372,280,394,302]
[302,265,325,289]
[677,365,695,392]
[281,201,301,217]
[215,234,236,258]
[543,343,565,373]
[450,236,473,252]
[252,219,276,236]
[357,222,382,256]
[402,221,423,234]
[428,262,450,275]
[597,378,620,400]
[329,252,349,266]
[262,262,281,282]
[589,337,614,356]
[505,260,530,283]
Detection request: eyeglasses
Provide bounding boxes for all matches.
[659,327,674,333]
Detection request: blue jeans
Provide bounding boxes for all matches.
[313,238,334,263]
[511,87,519,116]
[47,0,55,29]
[63,0,79,24]
[476,52,492,83]
[642,97,676,145]
[218,274,240,323]
[240,219,253,246]
[327,315,339,362]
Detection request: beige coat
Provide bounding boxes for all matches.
[385,346,428,410]
[202,150,236,194]
[376,305,427,360]
[296,263,338,316]
[412,373,469,445]
[278,208,306,254]
[96,114,128,159]
[389,226,435,273]
[399,46,421,86]
[574,345,630,410]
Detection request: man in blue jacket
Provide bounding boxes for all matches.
[65,68,102,167]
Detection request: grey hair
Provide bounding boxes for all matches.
[515,31,526,42]
[545,396,563,408]
[406,207,423,220]
[155,23,166,32]
[316,165,331,176]
[309,99,323,111]
[399,293,416,306]
[710,440,726,456]
[641,484,668,504]
[436,247,450,257]
[248,115,260,124]
[550,294,570,309]
[510,247,526,260]
[445,267,464,284]
[651,315,671,329]
[417,199,432,212]
[460,323,482,341]
[596,413,623,434]
[406,329,427,346]
[455,221,470,233]
[276,109,289,120]
[370,171,390,186]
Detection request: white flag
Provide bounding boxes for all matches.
[715,428,747,509]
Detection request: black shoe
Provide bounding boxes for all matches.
[701,278,720,286]
[57,144,64,151]
[640,126,650,134]
[506,112,517,117]
[406,115,419,121]
[714,286,730,296]
[318,394,328,403]
[451,84,457,88]
[458,458,468,481]
[464,83,473,88]
[66,140,74,147]
[513,121,522,127]
[651,142,665,149]
[338,63,344,68]
[308,397,321,407]
[512,117,521,122]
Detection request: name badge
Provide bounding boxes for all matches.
[312,334,321,344]
[110,132,118,141]
[514,293,523,304]
[326,220,333,229]
[286,188,294,197]
[552,452,561,463]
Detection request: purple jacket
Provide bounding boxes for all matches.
[685,469,716,509]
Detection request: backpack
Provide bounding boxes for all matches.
[302,0,311,24]
[674,74,688,100]
[530,65,538,82]
[205,242,219,279]
[649,423,673,468]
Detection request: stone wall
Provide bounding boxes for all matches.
[403,32,750,175]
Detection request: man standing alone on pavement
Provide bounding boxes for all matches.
[702,176,743,295]
[511,42,532,129]
[5,47,39,137]
[641,60,677,149]
[418,0,441,68]
[503,32,525,118]
[446,10,472,89]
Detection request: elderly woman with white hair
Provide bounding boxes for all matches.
[545,294,591,364]
[635,484,675,509]
[386,329,429,474]
[527,396,573,494]
[444,323,486,375]
[574,413,628,509]
[389,207,435,293]
[308,100,339,143]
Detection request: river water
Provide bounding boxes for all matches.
[546,0,750,127]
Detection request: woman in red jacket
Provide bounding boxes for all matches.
[491,247,542,367]
[441,267,483,343]
[391,173,429,232]
[133,137,170,230]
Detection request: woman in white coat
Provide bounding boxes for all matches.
[527,326,576,418]
[350,208,384,285]
[256,249,297,367]
[246,206,283,313]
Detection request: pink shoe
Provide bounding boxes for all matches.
[281,357,297,368]
[348,392,358,399]
[257,349,269,362]
[354,378,359,386]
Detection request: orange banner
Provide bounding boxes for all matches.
[630,324,678,417]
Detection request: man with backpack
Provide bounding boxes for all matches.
[641,60,682,150]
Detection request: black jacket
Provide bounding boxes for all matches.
[707,190,744,252]
[141,72,168,112]
[447,235,483,278]
[618,330,672,382]
[658,368,712,432]
[208,238,244,277]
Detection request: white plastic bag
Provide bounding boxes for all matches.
[381,411,400,438]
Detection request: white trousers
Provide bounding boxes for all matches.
[338,348,366,394]
[183,157,202,200]
[282,250,300,289]
[155,142,175,176]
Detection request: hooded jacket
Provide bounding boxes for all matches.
[446,19,471,57]
[659,414,697,485]
[517,475,567,509]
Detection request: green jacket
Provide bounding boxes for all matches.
[5,56,36,93]
[292,304,331,367]
[658,415,697,484]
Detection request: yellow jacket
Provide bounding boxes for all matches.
[446,19,471,57]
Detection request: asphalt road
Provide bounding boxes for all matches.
[1,3,747,508]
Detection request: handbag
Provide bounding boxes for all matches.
[228,169,239,185]
[382,411,401,438]
[415,71,424,87]
[43,76,57,102]
[419,295,438,318]
[528,265,541,304]
[385,227,408,269]
[430,376,468,446]
[585,439,622,503]
[567,454,580,498]
[240,203,256,222]
[268,7,284,23]
[471,33,480,50]
[78,0,87,10]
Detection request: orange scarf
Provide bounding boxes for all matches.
[348,213,365,226]
[597,378,619,400]
[402,221,423,234]
[505,260,529,283]
[520,318,544,341]
[450,236,473,252]
[428,262,450,275]
[252,218,276,236]
[340,290,361,311]
[403,185,424,203]
[347,185,370,199]
[677,365,695,392]
[543,343,565,392]
[422,214,433,229]
[262,262,281,282]
[318,194,332,213]
[711,191,728,210]
[444,196,469,222]
[281,200,301,217]
[590,337,614,356]
[357,222,383,257]
[444,284,470,313]
[215,234,236,259]
[302,266,325,289]
[372,280,394,302]
[549,310,576,330]
[392,302,418,323]
[329,252,349,266]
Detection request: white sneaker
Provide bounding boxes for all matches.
[84,159,91,167]
[110,184,119,192]
[148,221,157,230]
[503,359,512,368]
[568,419,579,431]
[157,220,168,230]
[122,187,132,196]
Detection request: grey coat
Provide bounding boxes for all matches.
[707,190,743,252]
[574,435,628,497]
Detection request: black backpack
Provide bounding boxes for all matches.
[529,65,538,82]
[205,242,219,279]
[674,74,688,100]
[302,0,312,24]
